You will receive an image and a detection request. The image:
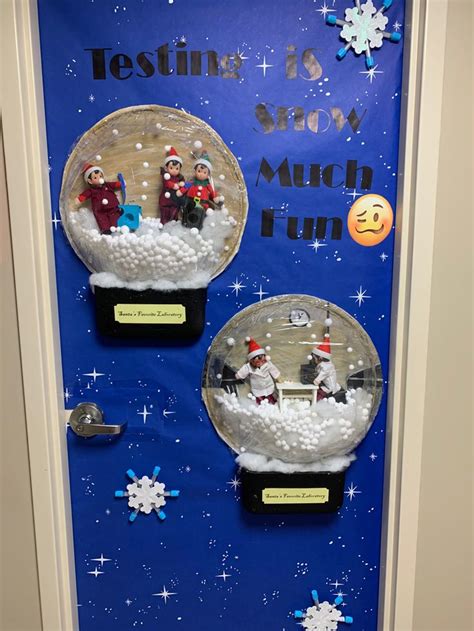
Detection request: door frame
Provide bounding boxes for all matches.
[2,1,448,629]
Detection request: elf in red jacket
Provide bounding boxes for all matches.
[159,146,186,224]
[184,151,218,209]
[75,164,122,234]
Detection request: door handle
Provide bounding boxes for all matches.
[69,402,127,438]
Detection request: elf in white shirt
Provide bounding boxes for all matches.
[235,338,281,405]
[311,338,341,401]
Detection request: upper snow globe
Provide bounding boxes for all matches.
[202,295,383,513]
[60,105,248,338]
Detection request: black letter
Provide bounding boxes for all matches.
[330,107,367,132]
[322,164,344,188]
[136,52,155,78]
[315,217,343,240]
[110,54,133,80]
[261,208,286,237]
[85,48,112,80]
[176,41,187,75]
[346,160,373,189]
[256,158,292,187]
[156,44,173,76]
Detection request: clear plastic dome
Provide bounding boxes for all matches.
[202,295,383,471]
[60,105,248,290]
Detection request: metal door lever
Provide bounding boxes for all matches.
[69,402,127,438]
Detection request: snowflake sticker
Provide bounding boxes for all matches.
[295,589,353,630]
[326,0,401,69]
[115,466,179,522]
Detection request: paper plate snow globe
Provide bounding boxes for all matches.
[60,105,248,338]
[202,295,383,513]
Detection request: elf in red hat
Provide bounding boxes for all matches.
[159,146,186,224]
[235,338,281,405]
[311,338,341,401]
[75,164,122,234]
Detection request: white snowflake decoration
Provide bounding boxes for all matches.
[295,590,353,631]
[115,466,179,522]
[326,0,401,69]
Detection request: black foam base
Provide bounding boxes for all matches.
[93,285,207,339]
[240,468,346,514]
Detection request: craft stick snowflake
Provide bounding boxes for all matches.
[326,0,401,69]
[294,589,353,630]
[115,466,179,523]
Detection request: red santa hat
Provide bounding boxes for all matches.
[164,146,183,166]
[194,151,212,173]
[312,337,332,360]
[82,163,103,182]
[246,338,265,361]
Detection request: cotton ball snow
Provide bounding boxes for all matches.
[193,140,203,149]
[163,173,171,180]
[142,181,148,187]
[227,337,235,347]
[95,154,102,161]
[135,143,143,150]
[143,162,149,168]
[141,195,147,201]
[112,128,119,135]
[325,317,333,326]
[164,144,171,151]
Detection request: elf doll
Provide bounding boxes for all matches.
[75,164,122,234]
[159,146,186,224]
[235,338,281,405]
[184,151,218,210]
[311,338,341,401]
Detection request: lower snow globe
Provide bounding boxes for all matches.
[60,105,248,338]
[202,295,383,513]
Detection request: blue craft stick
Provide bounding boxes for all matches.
[383,0,393,8]
[337,47,348,60]
[115,490,125,497]
[390,32,402,42]
[344,616,354,624]
[365,56,375,69]
[153,465,161,477]
[326,15,337,25]
[334,596,343,606]
[126,468,136,480]
[129,511,138,523]
[294,610,304,619]
[170,490,180,497]
[311,589,319,604]
[117,172,127,203]
[157,510,166,520]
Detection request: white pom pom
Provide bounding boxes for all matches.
[224,245,229,251]
[135,142,143,150]
[143,161,149,168]
[193,140,203,149]
[311,333,316,339]
[266,333,271,338]
[307,355,312,361]
[325,317,333,327]
[112,128,119,135]
[267,318,273,324]
[265,345,271,352]
[164,192,171,199]
[358,359,364,366]
[102,198,108,205]
[141,194,147,201]
[190,227,199,235]
[164,144,171,151]
[163,172,171,180]
[306,322,312,328]
[347,347,353,353]
[142,181,148,187]
[227,337,235,347]
[324,333,330,338]
[98,177,105,185]
[245,336,251,343]
[219,174,225,180]
[206,208,214,216]
[349,364,355,370]
[95,154,102,161]
[110,226,116,233]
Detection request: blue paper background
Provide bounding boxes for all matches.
[37,1,405,628]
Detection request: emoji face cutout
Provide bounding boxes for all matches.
[347,194,393,246]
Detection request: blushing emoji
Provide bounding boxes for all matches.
[347,194,393,247]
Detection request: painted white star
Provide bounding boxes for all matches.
[344,482,361,501]
[360,64,384,84]
[125,598,132,606]
[227,476,241,491]
[152,586,176,603]
[380,252,388,262]
[91,554,111,566]
[228,278,246,296]
[308,239,327,253]
[52,214,61,230]
[138,405,152,423]
[163,408,175,418]
[330,579,343,589]
[335,591,348,598]
[64,387,71,403]
[253,284,269,301]
[350,285,371,307]
[256,56,274,77]
[345,188,363,201]
[393,20,402,31]
[88,94,95,103]
[87,567,104,578]
[83,367,105,382]
[369,452,378,461]
[317,1,336,18]
[216,571,231,581]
